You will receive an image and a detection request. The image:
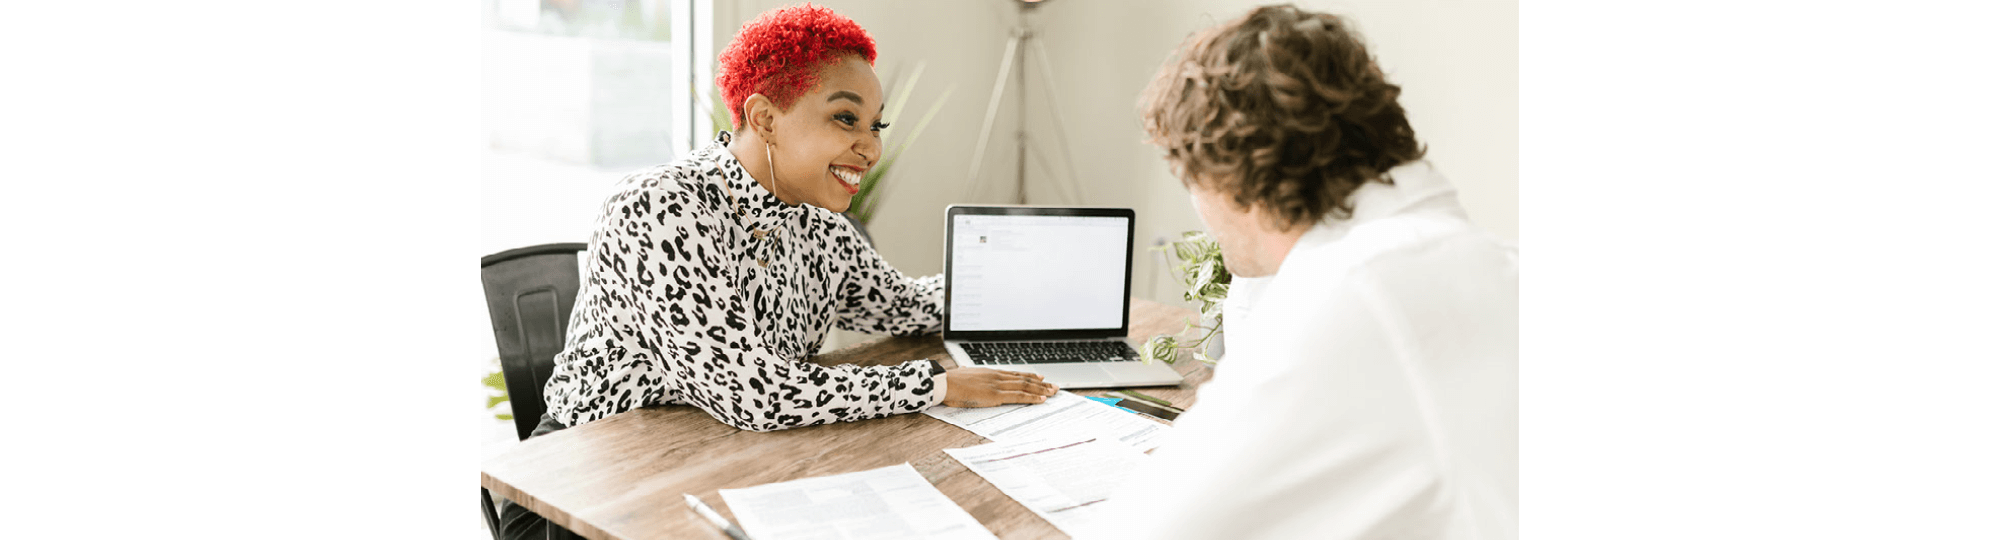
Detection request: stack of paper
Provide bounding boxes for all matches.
[944,436,1149,538]
[717,463,995,540]
[923,391,1168,452]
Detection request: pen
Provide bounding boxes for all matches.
[1109,389,1178,410]
[683,493,752,540]
[1108,397,1182,421]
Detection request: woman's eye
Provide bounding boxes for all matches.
[834,113,858,127]
[871,122,891,132]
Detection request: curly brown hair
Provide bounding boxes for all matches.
[1139,5,1425,232]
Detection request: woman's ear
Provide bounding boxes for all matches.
[742,93,779,144]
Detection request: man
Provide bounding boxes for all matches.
[1087,5,1517,539]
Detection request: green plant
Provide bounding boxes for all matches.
[483,356,512,421]
[1141,231,1231,365]
[699,63,954,226]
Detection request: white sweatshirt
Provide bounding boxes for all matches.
[1087,161,1518,539]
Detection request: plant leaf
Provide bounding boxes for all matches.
[1161,230,1230,363]
[1142,335,1176,364]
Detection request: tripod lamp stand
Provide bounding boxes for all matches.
[963,0,1087,205]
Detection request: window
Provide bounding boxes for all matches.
[483,0,714,164]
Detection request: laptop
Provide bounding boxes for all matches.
[941,205,1185,389]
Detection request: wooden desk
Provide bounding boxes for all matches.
[481,298,1212,540]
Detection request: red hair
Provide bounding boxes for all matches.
[716,3,878,131]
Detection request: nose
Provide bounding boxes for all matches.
[854,132,883,168]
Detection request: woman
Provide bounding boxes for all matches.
[538,2,1055,435]
[497,5,1056,538]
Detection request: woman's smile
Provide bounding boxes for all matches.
[830,165,863,195]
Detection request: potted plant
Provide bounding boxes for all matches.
[1142,231,1230,364]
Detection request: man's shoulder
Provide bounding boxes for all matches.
[1261,213,1516,337]
[1289,212,1510,280]
[1343,213,1515,288]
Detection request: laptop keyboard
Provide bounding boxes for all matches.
[961,341,1141,366]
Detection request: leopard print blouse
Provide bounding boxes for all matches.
[542,132,944,431]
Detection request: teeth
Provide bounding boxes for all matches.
[830,167,861,187]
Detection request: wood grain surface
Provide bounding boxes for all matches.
[482,298,1212,540]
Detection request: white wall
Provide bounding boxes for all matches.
[702,0,1512,309]
[703,1,1515,309]
[1019,0,1519,304]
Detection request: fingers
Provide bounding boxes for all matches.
[941,369,1057,409]
[968,367,1044,382]
[940,384,1055,408]
[1018,372,1056,395]
[972,367,1043,381]
[999,371,1054,396]
[999,378,1058,396]
[943,390,1044,408]
[996,390,1049,405]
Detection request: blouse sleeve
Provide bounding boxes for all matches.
[831,219,945,337]
[543,185,943,431]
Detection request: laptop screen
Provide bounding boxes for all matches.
[948,212,1130,332]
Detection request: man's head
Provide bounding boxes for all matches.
[1139,4,1424,276]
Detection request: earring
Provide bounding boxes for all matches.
[764,141,779,187]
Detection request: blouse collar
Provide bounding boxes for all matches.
[703,131,804,234]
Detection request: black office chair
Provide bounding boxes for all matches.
[478,242,588,539]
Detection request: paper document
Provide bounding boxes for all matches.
[944,436,1148,537]
[717,463,995,540]
[924,391,1168,451]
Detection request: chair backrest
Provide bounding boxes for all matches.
[481,243,588,441]
[839,212,874,248]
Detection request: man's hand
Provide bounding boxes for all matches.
[941,367,1059,408]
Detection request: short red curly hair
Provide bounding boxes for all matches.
[716,3,878,131]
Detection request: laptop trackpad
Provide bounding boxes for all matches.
[1034,364,1116,387]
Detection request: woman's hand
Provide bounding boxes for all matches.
[942,368,1059,408]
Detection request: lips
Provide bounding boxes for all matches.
[830,166,862,195]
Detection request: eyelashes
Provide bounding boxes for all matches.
[834,113,889,133]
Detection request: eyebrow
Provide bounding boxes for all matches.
[826,91,865,105]
[826,90,886,115]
